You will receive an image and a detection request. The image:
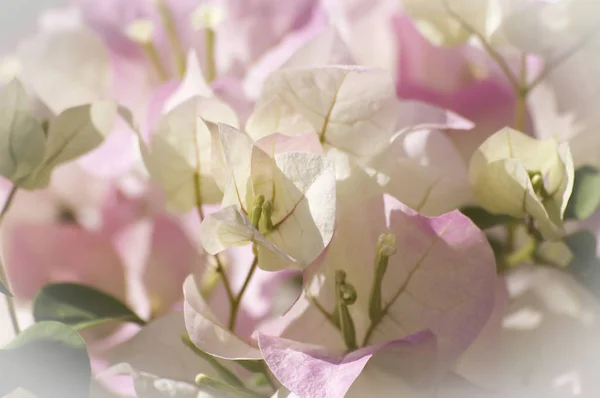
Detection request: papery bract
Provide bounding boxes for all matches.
[246,66,398,161]
[258,194,497,397]
[140,96,237,211]
[201,124,336,271]
[469,127,574,240]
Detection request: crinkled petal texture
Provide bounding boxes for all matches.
[200,125,336,271]
[469,127,574,240]
[246,66,398,161]
[260,194,497,397]
[140,96,238,211]
[258,331,437,398]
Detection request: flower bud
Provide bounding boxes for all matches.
[191,4,227,30]
[249,204,263,230]
[369,233,397,323]
[261,200,274,232]
[469,128,574,240]
[335,270,358,351]
[125,19,155,44]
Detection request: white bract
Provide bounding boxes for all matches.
[247,66,398,162]
[0,79,116,190]
[469,127,574,240]
[140,51,240,211]
[199,124,336,271]
[401,0,492,46]
[139,97,237,211]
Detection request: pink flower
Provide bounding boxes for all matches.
[258,194,498,397]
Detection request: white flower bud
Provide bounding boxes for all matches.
[191,4,226,30]
[469,127,574,240]
[125,19,156,44]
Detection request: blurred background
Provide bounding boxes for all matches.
[0,0,67,53]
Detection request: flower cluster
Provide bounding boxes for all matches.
[1,0,600,397]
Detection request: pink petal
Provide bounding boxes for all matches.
[4,224,126,301]
[259,331,436,398]
[393,14,529,161]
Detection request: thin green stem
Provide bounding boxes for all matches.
[514,53,529,131]
[228,255,258,331]
[156,0,186,77]
[204,28,217,83]
[505,238,537,268]
[142,42,169,82]
[0,185,20,336]
[442,0,520,92]
[193,172,235,305]
[181,334,245,387]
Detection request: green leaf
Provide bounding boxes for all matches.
[0,278,12,296]
[33,283,145,329]
[564,230,597,262]
[0,321,91,396]
[459,206,516,230]
[565,166,600,220]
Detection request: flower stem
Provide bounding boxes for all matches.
[514,53,529,131]
[182,334,245,387]
[194,172,235,307]
[204,27,217,83]
[505,238,537,268]
[156,0,186,77]
[442,0,520,92]
[142,42,169,82]
[0,185,20,336]
[228,254,258,331]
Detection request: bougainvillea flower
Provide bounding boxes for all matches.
[257,194,497,397]
[199,123,335,271]
[246,65,473,209]
[469,127,574,240]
